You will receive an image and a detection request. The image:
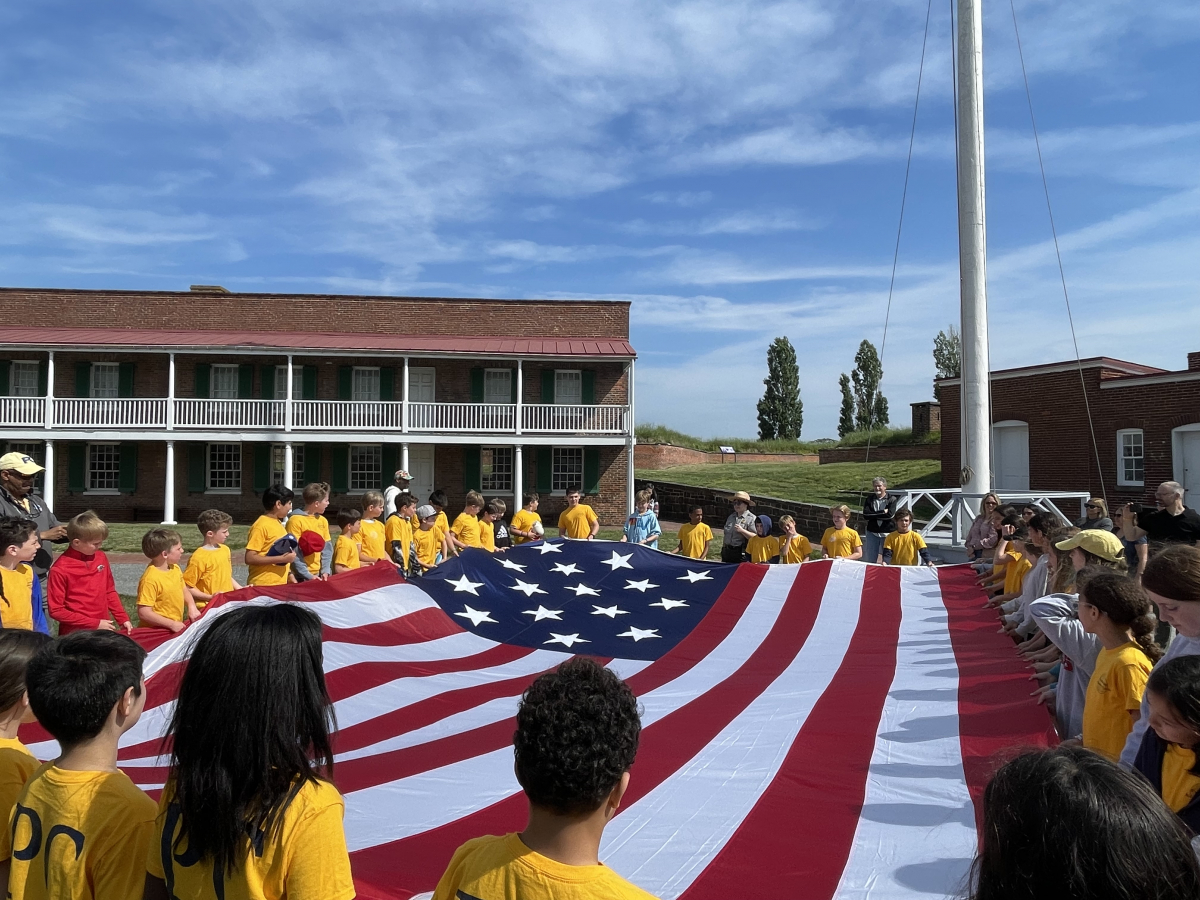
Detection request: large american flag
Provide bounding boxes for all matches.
[23,540,1054,899]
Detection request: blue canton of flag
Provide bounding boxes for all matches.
[417,539,734,660]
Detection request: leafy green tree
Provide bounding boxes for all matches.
[851,339,889,431]
[837,373,855,438]
[932,325,961,401]
[756,337,804,439]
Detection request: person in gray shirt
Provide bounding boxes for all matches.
[0,451,66,579]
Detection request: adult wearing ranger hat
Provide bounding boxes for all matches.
[722,491,757,564]
[0,451,66,578]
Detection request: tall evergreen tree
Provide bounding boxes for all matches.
[837,373,855,438]
[756,337,803,440]
[851,339,889,431]
[932,325,962,402]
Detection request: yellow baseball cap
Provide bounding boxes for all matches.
[0,452,44,476]
[1055,529,1124,563]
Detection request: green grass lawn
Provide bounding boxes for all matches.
[637,459,943,507]
[100,523,251,554]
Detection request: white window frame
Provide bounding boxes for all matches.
[483,369,512,405]
[551,446,584,494]
[90,363,120,399]
[270,443,305,487]
[85,442,121,494]
[408,367,436,403]
[1117,428,1145,487]
[210,364,239,400]
[554,370,582,406]
[274,366,303,401]
[481,446,514,494]
[8,442,43,494]
[352,367,381,402]
[10,362,39,397]
[350,444,382,492]
[206,443,242,493]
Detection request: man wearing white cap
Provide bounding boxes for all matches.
[384,468,414,519]
[0,451,67,578]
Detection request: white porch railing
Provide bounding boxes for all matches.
[409,402,515,433]
[522,403,627,434]
[174,399,284,429]
[293,400,403,430]
[0,397,46,427]
[53,398,167,428]
[886,489,1091,547]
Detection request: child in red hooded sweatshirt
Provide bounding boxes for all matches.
[47,511,132,635]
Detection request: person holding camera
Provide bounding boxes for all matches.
[1121,482,1200,554]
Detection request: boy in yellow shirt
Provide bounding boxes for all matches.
[1,631,157,900]
[0,518,50,633]
[428,490,451,537]
[448,491,485,555]
[674,505,713,559]
[244,485,297,587]
[558,486,599,540]
[745,515,780,564]
[0,630,51,827]
[820,505,863,560]
[480,499,506,552]
[778,515,812,564]
[333,509,363,574]
[433,657,656,900]
[356,490,387,564]
[182,509,241,608]
[287,482,332,580]
[510,493,542,544]
[410,505,447,575]
[386,492,417,574]
[136,528,201,634]
[881,508,934,567]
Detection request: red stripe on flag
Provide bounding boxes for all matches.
[325,644,534,703]
[322,607,463,646]
[938,564,1057,829]
[679,564,903,900]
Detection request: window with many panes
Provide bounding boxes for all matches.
[481,446,513,493]
[10,362,39,397]
[90,364,120,398]
[551,447,583,492]
[1117,429,1144,486]
[207,443,242,491]
[87,443,120,492]
[8,443,43,494]
[484,369,512,404]
[210,365,239,400]
[352,368,380,401]
[270,444,305,487]
[274,366,304,400]
[554,370,582,405]
[350,444,381,491]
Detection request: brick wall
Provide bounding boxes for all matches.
[634,444,817,468]
[817,444,940,465]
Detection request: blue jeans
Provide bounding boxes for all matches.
[863,532,885,564]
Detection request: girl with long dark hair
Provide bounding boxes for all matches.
[1133,655,1200,834]
[143,603,355,899]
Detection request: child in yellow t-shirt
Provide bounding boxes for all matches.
[432,657,654,900]
[423,490,451,538]
[449,491,485,555]
[745,515,781,564]
[411,505,446,574]
[144,603,355,900]
[137,528,201,634]
[0,629,52,824]
[183,509,241,608]
[510,493,542,544]
[674,506,714,560]
[881,508,933,567]
[1138,656,1200,828]
[356,490,388,564]
[245,485,297,586]
[558,486,599,540]
[1079,572,1161,762]
[333,510,363,574]
[820,505,863,560]
[287,482,332,579]
[2,631,157,899]
[777,515,812,564]
[386,492,418,574]
[480,499,505,553]
[0,518,50,632]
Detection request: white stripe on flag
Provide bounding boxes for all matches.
[831,566,976,900]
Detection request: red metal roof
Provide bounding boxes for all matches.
[0,327,636,358]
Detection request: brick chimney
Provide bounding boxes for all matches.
[1189,351,1200,372]
[911,401,941,439]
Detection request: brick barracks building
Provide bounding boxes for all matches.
[0,287,637,525]
[938,351,1200,509]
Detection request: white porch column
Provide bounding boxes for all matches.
[162,440,177,524]
[402,356,410,434]
[283,442,294,489]
[401,441,409,474]
[44,351,55,429]
[42,441,55,508]
[166,352,176,430]
[515,360,523,436]
[625,358,636,514]
[285,355,294,433]
[514,444,524,509]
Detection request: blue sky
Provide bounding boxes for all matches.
[2,0,1197,439]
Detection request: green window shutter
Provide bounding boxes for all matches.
[330,445,349,494]
[510,368,518,403]
[0,361,9,395]
[261,365,276,400]
[253,443,271,492]
[36,361,47,397]
[469,368,484,403]
[337,366,353,401]
[238,365,254,399]
[304,443,322,484]
[195,363,211,399]
[188,444,207,492]
[67,444,86,493]
[463,445,481,492]
[582,370,595,405]
[541,370,555,404]
[75,363,91,398]
[381,444,399,488]
[302,366,317,400]
[583,447,600,495]
[536,447,552,492]
[118,362,136,398]
[379,367,394,402]
[119,443,138,493]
